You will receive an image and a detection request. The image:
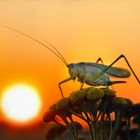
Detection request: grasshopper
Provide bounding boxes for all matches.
[1,26,140,97]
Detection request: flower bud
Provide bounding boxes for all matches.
[49,103,57,110]
[123,98,133,118]
[43,109,56,123]
[111,97,127,111]
[56,97,70,111]
[125,98,133,108]
[69,89,86,105]
[86,87,104,101]
[101,88,116,99]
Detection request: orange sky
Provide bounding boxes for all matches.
[0,0,140,124]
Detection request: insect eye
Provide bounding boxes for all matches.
[71,64,74,68]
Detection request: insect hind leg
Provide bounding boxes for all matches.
[96,57,111,87]
[96,57,104,64]
[102,54,140,84]
[96,57,126,88]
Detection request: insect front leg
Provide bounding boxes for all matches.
[58,77,72,97]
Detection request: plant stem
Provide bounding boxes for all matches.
[61,115,78,140]
[108,111,121,140]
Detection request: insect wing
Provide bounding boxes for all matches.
[86,62,131,78]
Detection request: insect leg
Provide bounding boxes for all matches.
[96,57,111,87]
[95,54,140,84]
[58,77,72,97]
[96,57,127,87]
[96,57,104,64]
[80,65,87,89]
[80,82,84,89]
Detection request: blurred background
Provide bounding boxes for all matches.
[0,0,140,139]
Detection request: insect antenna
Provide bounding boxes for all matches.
[0,25,68,66]
[41,39,68,66]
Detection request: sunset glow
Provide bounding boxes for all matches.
[1,84,41,123]
[0,0,140,126]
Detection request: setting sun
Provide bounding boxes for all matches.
[1,84,41,123]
